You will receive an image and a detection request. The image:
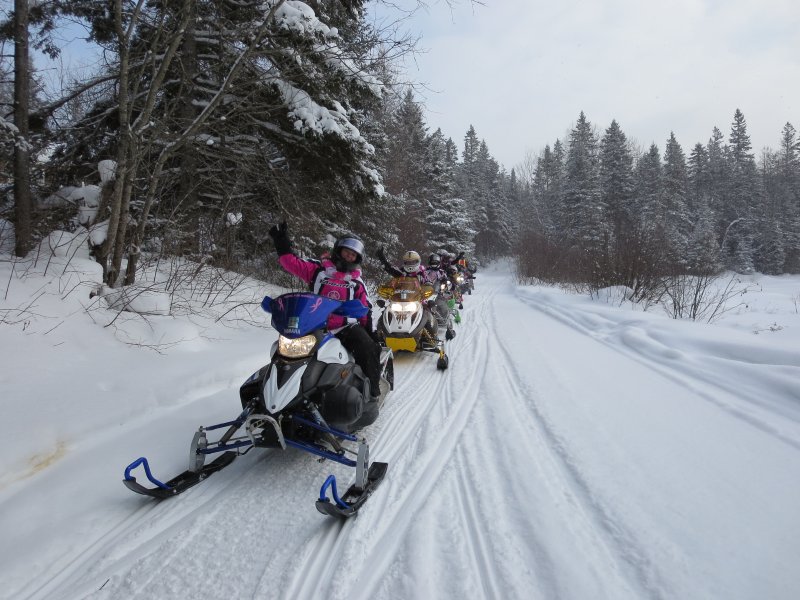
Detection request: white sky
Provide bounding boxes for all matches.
[372,0,800,169]
[1,232,799,598]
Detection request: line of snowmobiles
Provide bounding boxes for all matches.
[122,275,467,519]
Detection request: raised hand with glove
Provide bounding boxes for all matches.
[376,246,404,278]
[268,221,292,256]
[376,246,390,267]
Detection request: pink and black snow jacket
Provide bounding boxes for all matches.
[278,253,372,332]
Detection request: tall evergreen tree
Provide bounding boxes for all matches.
[706,126,730,245]
[663,132,691,264]
[687,142,710,214]
[383,88,429,251]
[634,144,663,229]
[562,112,603,249]
[599,120,634,246]
[776,122,800,271]
[724,109,758,271]
[686,196,722,274]
[426,129,474,256]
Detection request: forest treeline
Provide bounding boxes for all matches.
[2,1,799,295]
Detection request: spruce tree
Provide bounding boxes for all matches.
[426,129,475,256]
[707,126,730,246]
[687,142,710,214]
[776,122,800,271]
[725,109,758,271]
[383,88,430,251]
[636,144,663,210]
[663,132,691,265]
[562,112,603,249]
[599,120,635,247]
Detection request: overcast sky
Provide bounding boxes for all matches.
[372,0,800,170]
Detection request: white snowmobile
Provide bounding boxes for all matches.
[376,276,449,370]
[123,292,393,518]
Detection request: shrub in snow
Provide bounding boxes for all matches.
[101,285,172,316]
[38,230,92,260]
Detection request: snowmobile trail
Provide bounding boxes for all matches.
[484,285,657,598]
[9,265,798,600]
[512,287,800,450]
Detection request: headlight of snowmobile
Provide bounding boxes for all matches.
[390,301,421,315]
[278,334,316,358]
[455,274,464,284]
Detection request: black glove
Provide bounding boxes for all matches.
[268,222,292,256]
[456,251,465,260]
[376,246,389,265]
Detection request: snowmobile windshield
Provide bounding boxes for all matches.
[388,277,423,302]
[263,293,367,338]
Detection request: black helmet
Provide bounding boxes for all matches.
[332,234,365,272]
[428,253,441,268]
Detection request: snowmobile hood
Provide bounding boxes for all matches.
[262,292,368,338]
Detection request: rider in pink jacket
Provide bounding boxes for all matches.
[268,223,381,404]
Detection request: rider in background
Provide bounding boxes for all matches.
[438,251,464,308]
[426,253,447,284]
[268,222,382,407]
[376,248,428,285]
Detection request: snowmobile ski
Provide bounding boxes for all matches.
[123,451,237,499]
[315,461,388,518]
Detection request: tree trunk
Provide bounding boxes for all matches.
[177,0,199,257]
[13,0,32,257]
[99,0,132,286]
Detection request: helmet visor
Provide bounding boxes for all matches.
[336,237,364,258]
[403,261,419,273]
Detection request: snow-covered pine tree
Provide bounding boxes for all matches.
[776,122,800,271]
[706,126,730,248]
[635,143,663,228]
[425,129,475,256]
[663,132,691,267]
[724,109,759,272]
[686,195,722,274]
[598,120,640,286]
[382,88,430,252]
[468,139,513,259]
[599,120,635,248]
[34,1,391,283]
[562,112,604,251]
[528,143,564,237]
[688,142,710,215]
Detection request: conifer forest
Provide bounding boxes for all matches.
[2,0,799,297]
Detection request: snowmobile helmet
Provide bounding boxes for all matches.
[402,250,421,273]
[428,253,441,268]
[332,234,365,272]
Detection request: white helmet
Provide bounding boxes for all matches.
[402,250,421,273]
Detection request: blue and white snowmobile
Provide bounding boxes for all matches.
[123,292,394,519]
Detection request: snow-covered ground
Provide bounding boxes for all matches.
[1,238,799,600]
